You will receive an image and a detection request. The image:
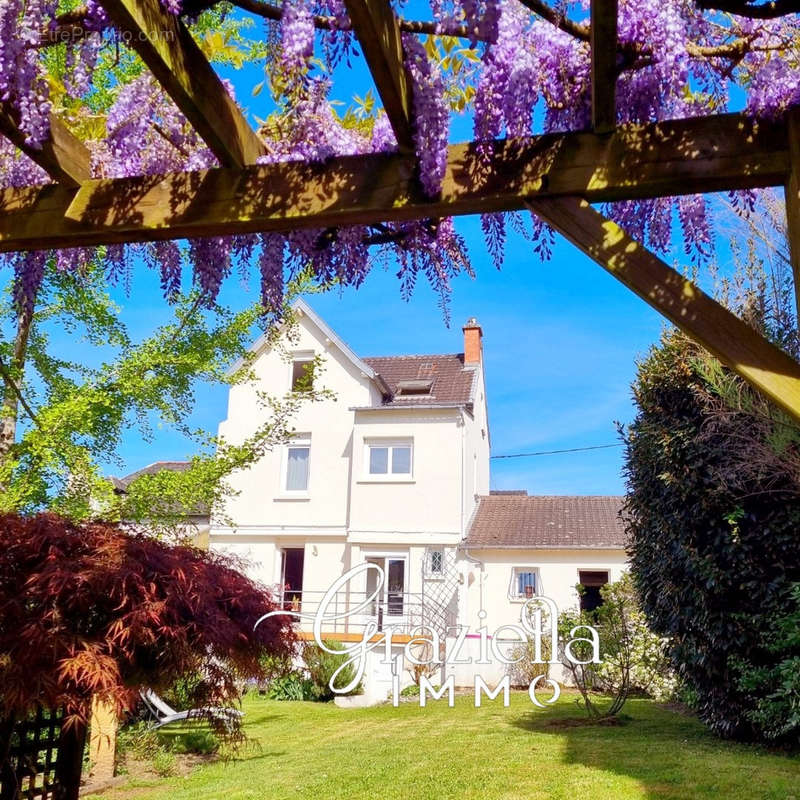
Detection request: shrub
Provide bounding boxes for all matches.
[170,729,219,755]
[559,574,676,718]
[0,513,296,745]
[508,636,551,687]
[624,330,800,742]
[733,583,800,741]
[162,672,209,714]
[266,672,314,701]
[303,640,363,701]
[258,652,295,693]
[151,749,177,777]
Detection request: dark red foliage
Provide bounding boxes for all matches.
[0,514,295,725]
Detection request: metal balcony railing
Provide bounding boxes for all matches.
[271,587,457,638]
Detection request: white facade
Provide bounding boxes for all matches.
[209,300,628,698]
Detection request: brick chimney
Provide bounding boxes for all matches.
[463,317,483,365]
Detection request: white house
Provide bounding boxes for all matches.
[204,299,628,698]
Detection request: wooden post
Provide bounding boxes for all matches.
[529,196,800,423]
[0,113,789,253]
[784,109,800,323]
[88,697,117,783]
[343,0,414,151]
[101,0,266,167]
[0,107,90,187]
[54,718,87,800]
[591,0,618,133]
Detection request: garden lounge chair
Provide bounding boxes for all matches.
[140,688,244,730]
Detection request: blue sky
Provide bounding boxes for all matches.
[106,214,667,495]
[96,11,687,493]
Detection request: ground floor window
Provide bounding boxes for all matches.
[511,567,538,599]
[578,570,610,613]
[281,547,305,610]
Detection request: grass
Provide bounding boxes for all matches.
[91,691,800,800]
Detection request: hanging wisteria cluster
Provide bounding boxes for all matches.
[0,0,799,317]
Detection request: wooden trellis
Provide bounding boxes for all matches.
[1,0,800,421]
[0,709,86,800]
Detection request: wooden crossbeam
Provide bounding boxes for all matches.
[0,105,90,188]
[590,0,618,133]
[0,113,789,253]
[784,109,800,321]
[343,0,414,151]
[528,196,800,423]
[99,0,266,168]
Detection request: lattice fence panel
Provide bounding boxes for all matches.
[0,707,84,800]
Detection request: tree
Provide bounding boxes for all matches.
[0,513,296,731]
[623,205,800,741]
[0,254,330,535]
[558,574,674,719]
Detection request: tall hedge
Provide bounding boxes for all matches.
[623,330,800,742]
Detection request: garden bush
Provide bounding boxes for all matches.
[558,574,675,718]
[624,329,800,743]
[303,640,363,701]
[266,673,315,701]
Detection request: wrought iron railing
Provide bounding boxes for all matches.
[271,587,457,638]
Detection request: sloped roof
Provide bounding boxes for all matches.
[362,353,477,408]
[112,460,193,490]
[464,495,627,549]
[110,461,209,518]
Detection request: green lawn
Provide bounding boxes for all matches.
[96,692,799,800]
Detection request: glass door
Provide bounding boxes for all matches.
[364,555,407,627]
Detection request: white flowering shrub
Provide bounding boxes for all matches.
[560,573,677,718]
[593,575,678,703]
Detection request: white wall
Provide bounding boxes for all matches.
[462,547,629,631]
[349,408,465,536]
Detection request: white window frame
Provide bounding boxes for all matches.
[363,552,409,620]
[509,567,540,601]
[278,434,311,499]
[426,548,445,579]
[289,351,315,393]
[362,437,414,482]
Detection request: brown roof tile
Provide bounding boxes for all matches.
[362,353,476,407]
[465,495,627,549]
[111,461,209,518]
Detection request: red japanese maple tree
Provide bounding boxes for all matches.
[0,513,295,729]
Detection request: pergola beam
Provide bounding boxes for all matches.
[0,106,90,188]
[784,110,800,321]
[343,0,415,151]
[99,0,266,168]
[591,0,618,133]
[528,196,800,423]
[0,113,788,253]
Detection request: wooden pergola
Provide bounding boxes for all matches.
[2,0,800,420]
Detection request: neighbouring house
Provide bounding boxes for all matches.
[202,299,629,698]
[109,461,211,547]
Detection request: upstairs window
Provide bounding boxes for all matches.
[367,441,413,476]
[285,437,311,492]
[291,356,314,392]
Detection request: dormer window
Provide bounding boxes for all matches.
[291,355,314,392]
[395,379,432,397]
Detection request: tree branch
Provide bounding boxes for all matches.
[40,0,483,47]
[695,0,800,18]
[518,0,590,40]
[0,355,41,431]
